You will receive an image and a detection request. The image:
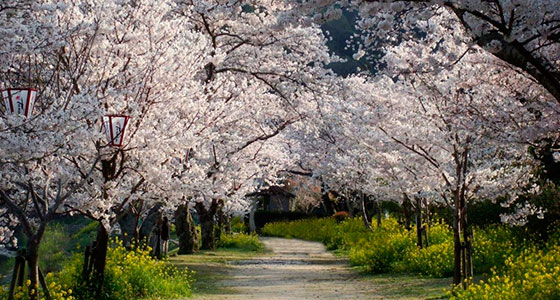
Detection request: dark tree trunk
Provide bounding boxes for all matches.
[460,194,473,287]
[196,200,219,250]
[360,193,372,231]
[25,239,40,300]
[200,217,215,250]
[214,201,225,244]
[118,210,137,249]
[139,204,162,244]
[372,199,382,228]
[224,214,232,234]
[320,181,335,215]
[452,191,462,286]
[175,204,198,254]
[402,193,412,231]
[92,223,109,298]
[415,196,423,249]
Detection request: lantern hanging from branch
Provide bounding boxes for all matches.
[103,115,130,147]
[1,88,38,117]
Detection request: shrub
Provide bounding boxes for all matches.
[56,239,192,300]
[0,273,75,300]
[348,218,415,273]
[262,217,338,243]
[253,210,309,231]
[230,216,246,233]
[325,218,369,250]
[452,244,560,300]
[403,240,454,277]
[218,233,264,252]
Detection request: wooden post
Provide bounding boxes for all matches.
[38,268,53,300]
[8,255,23,300]
[82,246,91,282]
[17,255,25,287]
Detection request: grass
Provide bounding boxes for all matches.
[169,248,267,297]
[362,273,452,299]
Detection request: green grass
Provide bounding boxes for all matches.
[169,248,267,297]
[362,273,452,299]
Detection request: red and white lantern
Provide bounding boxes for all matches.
[1,88,37,117]
[103,115,130,147]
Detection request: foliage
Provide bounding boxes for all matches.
[217,233,264,252]
[55,239,192,300]
[452,244,560,300]
[0,274,74,300]
[39,224,70,274]
[253,210,310,231]
[230,216,246,233]
[262,217,338,243]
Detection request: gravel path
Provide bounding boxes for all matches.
[191,237,376,300]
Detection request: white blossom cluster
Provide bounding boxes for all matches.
[1,0,336,247]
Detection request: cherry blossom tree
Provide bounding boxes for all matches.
[1,1,209,298]
[166,0,337,249]
[289,0,560,102]
[0,2,104,298]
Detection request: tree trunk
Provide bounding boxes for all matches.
[92,223,109,298]
[373,199,382,228]
[139,204,162,244]
[461,196,473,287]
[214,201,225,244]
[415,196,423,249]
[402,193,412,230]
[196,200,218,250]
[224,214,232,235]
[175,204,198,254]
[360,192,372,231]
[25,240,40,300]
[200,216,215,250]
[320,181,335,215]
[118,210,137,249]
[452,192,462,286]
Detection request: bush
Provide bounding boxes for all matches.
[403,240,454,277]
[253,210,309,231]
[0,273,75,300]
[56,239,192,300]
[262,217,337,243]
[348,218,415,273]
[452,244,560,300]
[230,216,246,233]
[217,233,264,252]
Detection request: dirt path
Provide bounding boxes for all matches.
[186,237,382,299]
[179,237,451,300]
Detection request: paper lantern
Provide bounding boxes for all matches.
[1,88,37,117]
[103,115,130,147]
